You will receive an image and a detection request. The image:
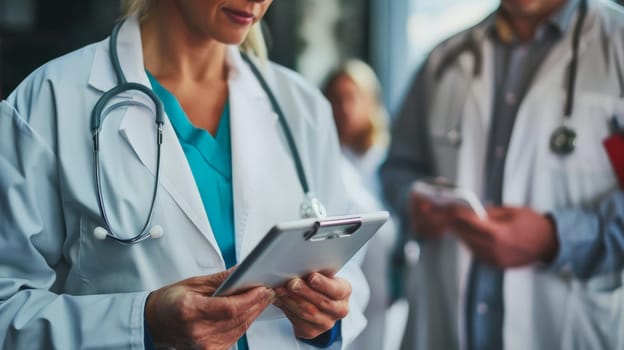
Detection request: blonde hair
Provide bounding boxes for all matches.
[120,0,268,61]
[324,59,389,150]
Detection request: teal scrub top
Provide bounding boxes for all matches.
[146,72,237,269]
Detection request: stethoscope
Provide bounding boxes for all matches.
[436,0,588,156]
[91,21,327,245]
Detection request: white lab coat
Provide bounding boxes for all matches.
[394,1,624,349]
[0,16,368,350]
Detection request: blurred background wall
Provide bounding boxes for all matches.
[0,0,622,112]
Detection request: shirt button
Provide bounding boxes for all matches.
[477,302,489,315]
[517,47,527,56]
[561,263,572,275]
[505,92,517,105]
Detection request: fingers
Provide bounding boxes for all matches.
[198,286,275,321]
[184,266,238,292]
[272,275,349,340]
[276,299,336,339]
[486,207,515,221]
[279,276,349,320]
[221,288,276,333]
[451,208,497,238]
[307,273,351,301]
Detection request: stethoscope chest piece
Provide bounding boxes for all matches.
[550,126,576,156]
[300,193,328,219]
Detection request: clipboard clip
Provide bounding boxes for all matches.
[304,217,362,242]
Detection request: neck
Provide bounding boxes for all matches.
[501,0,567,42]
[140,3,228,83]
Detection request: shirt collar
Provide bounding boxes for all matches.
[488,0,581,44]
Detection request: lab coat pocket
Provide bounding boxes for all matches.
[543,94,619,206]
[77,213,195,294]
[561,275,624,350]
[78,215,151,293]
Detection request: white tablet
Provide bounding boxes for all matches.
[213,211,389,297]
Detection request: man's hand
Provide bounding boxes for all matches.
[273,273,351,339]
[145,268,275,350]
[408,192,455,240]
[451,206,559,268]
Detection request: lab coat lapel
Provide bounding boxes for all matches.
[504,1,596,204]
[88,16,150,93]
[502,6,600,347]
[227,48,301,261]
[88,16,222,260]
[228,48,272,260]
[457,29,494,137]
[118,114,222,259]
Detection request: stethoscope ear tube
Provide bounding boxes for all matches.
[91,21,328,245]
[240,52,327,218]
[92,118,164,245]
[437,0,588,156]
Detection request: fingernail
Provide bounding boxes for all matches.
[288,279,302,291]
[266,288,275,299]
[310,274,320,288]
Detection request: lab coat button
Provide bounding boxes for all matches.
[477,302,489,315]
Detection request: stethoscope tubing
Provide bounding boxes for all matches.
[91,22,166,244]
[435,0,588,155]
[92,20,323,244]
[240,52,311,195]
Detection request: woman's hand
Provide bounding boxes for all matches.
[274,273,351,339]
[145,268,275,350]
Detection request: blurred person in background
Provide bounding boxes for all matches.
[325,60,389,199]
[325,60,407,350]
[381,0,624,349]
[0,0,369,348]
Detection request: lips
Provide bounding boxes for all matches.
[223,8,255,25]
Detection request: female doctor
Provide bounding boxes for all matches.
[0,0,369,349]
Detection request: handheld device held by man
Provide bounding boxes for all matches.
[411,178,487,219]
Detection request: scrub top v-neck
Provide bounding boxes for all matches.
[146,72,237,269]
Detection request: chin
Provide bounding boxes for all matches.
[501,0,544,15]
[210,29,250,46]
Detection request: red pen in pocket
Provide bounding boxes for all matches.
[604,116,624,187]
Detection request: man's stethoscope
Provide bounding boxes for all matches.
[436,0,588,156]
[91,21,327,245]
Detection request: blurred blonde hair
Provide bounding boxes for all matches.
[324,59,389,150]
[120,0,268,61]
